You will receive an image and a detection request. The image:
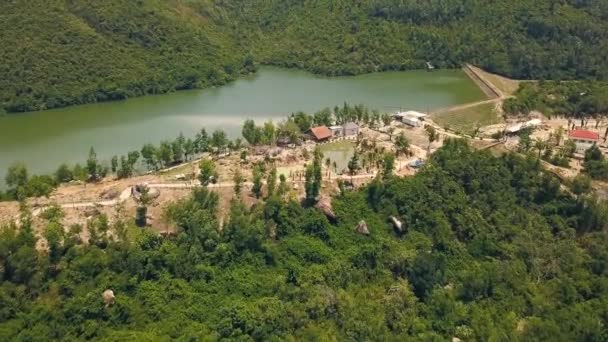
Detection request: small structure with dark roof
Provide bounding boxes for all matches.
[309,126,333,142]
[569,129,600,154]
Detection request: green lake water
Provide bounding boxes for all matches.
[0,67,485,183]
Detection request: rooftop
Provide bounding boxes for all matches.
[569,129,600,141]
[396,111,427,118]
[310,126,332,140]
[343,122,359,129]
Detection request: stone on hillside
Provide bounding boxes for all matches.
[84,207,100,218]
[390,216,404,233]
[103,289,115,307]
[315,197,337,222]
[100,188,120,200]
[356,220,369,236]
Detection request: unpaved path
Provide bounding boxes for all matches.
[430,98,501,116]
[19,170,403,222]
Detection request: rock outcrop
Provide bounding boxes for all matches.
[315,197,337,223]
[390,216,404,233]
[103,289,115,307]
[356,220,370,236]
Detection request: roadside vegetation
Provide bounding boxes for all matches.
[504,81,608,122]
[1,140,608,340]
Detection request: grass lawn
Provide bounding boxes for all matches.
[431,102,503,135]
[319,140,355,174]
[319,140,355,152]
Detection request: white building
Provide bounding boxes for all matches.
[402,116,422,127]
[329,125,344,138]
[569,129,600,154]
[394,111,427,127]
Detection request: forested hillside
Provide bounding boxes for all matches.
[2,141,608,340]
[222,0,608,79]
[0,0,252,113]
[2,0,608,112]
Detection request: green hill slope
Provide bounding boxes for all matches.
[0,0,251,112]
[1,141,608,340]
[221,0,608,79]
[2,0,608,113]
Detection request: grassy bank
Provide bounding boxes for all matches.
[431,102,502,135]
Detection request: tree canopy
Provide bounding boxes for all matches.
[1,140,608,340]
[3,0,608,113]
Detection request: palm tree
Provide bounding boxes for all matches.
[554,127,564,146]
[394,132,411,157]
[425,126,439,154]
[387,127,395,141]
[534,138,546,159]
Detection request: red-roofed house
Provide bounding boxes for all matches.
[309,126,332,142]
[569,129,600,154]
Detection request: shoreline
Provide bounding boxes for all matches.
[3,65,485,116]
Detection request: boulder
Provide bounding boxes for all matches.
[160,231,178,239]
[84,207,100,218]
[103,289,115,307]
[355,220,370,236]
[390,216,404,233]
[315,197,337,223]
[100,188,120,200]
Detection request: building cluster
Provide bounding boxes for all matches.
[308,122,360,142]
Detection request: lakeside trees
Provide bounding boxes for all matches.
[241,103,389,149]
[1,141,608,340]
[2,102,385,202]
[4,163,55,200]
[0,127,238,202]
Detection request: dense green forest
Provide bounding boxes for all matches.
[224,0,608,79]
[0,0,254,113]
[2,141,608,340]
[2,0,608,112]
